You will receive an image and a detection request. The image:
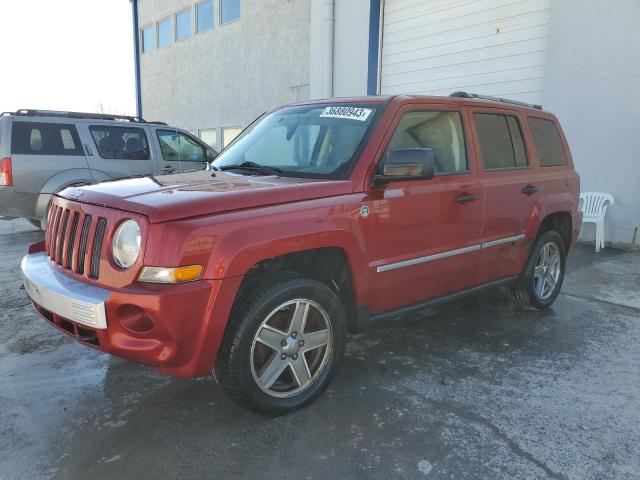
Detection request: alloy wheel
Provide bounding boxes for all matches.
[250,299,332,398]
[533,241,561,300]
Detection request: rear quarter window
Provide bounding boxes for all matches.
[528,117,567,167]
[11,122,84,156]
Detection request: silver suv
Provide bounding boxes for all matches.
[0,109,217,228]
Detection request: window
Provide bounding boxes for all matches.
[142,25,154,52]
[212,104,378,178]
[90,126,150,160]
[197,0,214,32]
[11,122,84,156]
[199,128,217,149]
[176,9,192,41]
[157,130,206,162]
[474,113,527,170]
[222,127,242,148]
[381,110,468,175]
[157,17,171,47]
[528,118,567,167]
[221,0,240,24]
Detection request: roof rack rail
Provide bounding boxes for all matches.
[146,121,168,125]
[449,91,542,110]
[10,109,147,122]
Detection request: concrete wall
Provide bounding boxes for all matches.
[543,0,640,246]
[138,0,311,145]
[309,0,371,99]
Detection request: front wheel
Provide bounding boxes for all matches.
[216,275,347,415]
[511,230,566,309]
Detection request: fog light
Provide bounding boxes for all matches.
[138,265,203,284]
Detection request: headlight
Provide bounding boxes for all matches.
[112,219,141,269]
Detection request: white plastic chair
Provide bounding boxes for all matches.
[579,192,614,252]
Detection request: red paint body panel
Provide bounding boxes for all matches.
[28,96,581,378]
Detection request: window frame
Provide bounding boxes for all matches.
[472,109,530,173]
[89,125,151,161]
[196,0,215,33]
[156,16,172,48]
[175,8,192,42]
[527,116,568,168]
[220,0,241,25]
[375,107,472,181]
[156,129,208,163]
[141,24,155,53]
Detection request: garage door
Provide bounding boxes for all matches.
[379,0,552,105]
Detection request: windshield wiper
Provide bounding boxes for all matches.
[219,161,282,176]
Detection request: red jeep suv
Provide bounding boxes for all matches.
[21,93,581,414]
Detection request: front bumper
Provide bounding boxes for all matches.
[22,252,110,328]
[21,252,243,377]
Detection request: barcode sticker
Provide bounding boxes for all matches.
[320,106,372,122]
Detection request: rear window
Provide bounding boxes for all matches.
[474,113,528,170]
[528,117,567,167]
[90,126,150,160]
[11,122,84,156]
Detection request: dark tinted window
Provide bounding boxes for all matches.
[382,110,468,175]
[90,126,150,160]
[528,117,567,167]
[11,122,84,156]
[157,130,205,162]
[475,113,528,170]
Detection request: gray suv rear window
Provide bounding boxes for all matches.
[11,122,84,156]
[90,126,150,160]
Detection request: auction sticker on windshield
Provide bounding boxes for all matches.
[320,106,372,122]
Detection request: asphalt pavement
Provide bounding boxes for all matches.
[0,219,638,480]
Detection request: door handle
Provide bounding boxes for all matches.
[521,184,539,195]
[160,166,175,174]
[454,193,478,204]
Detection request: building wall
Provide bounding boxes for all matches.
[542,0,640,246]
[309,0,372,99]
[138,0,311,146]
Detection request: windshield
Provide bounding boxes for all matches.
[212,103,379,178]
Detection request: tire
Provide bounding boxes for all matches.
[511,230,566,310]
[27,219,44,230]
[216,274,347,415]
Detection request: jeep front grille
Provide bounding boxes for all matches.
[45,204,107,280]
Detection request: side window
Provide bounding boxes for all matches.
[157,130,206,162]
[380,110,468,175]
[90,126,150,160]
[528,117,567,167]
[474,113,528,170]
[11,122,84,156]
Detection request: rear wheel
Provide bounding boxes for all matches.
[511,230,566,309]
[217,275,346,415]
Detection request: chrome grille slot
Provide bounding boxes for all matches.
[50,207,63,262]
[57,209,70,265]
[65,212,80,270]
[90,218,107,279]
[76,215,92,275]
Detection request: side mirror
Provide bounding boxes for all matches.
[372,148,435,188]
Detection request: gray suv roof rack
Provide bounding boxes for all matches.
[3,109,147,122]
[449,91,542,110]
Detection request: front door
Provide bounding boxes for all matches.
[366,105,483,314]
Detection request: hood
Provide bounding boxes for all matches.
[57,170,353,223]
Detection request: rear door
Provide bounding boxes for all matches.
[10,120,88,193]
[77,122,159,178]
[152,128,210,174]
[471,108,541,283]
[367,103,484,314]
